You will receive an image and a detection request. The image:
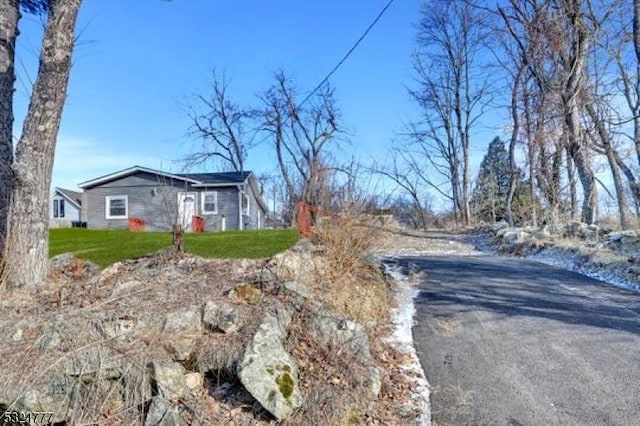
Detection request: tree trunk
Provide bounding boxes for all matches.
[4,0,82,289]
[566,146,578,220]
[584,103,629,228]
[568,141,597,224]
[0,0,19,256]
[505,66,524,226]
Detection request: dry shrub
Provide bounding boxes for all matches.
[313,211,381,274]
[310,210,391,325]
[284,307,374,426]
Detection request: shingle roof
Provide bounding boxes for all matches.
[181,171,251,185]
[55,187,82,207]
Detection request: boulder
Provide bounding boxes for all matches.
[14,384,74,424]
[163,308,202,361]
[65,347,123,380]
[607,230,639,245]
[145,396,181,426]
[502,230,533,245]
[202,302,241,334]
[150,361,186,401]
[51,253,100,276]
[307,308,380,399]
[96,315,137,340]
[491,220,509,233]
[237,310,302,421]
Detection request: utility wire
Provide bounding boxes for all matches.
[298,0,396,108]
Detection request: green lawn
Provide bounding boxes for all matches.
[49,228,299,268]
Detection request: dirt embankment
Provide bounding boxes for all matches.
[0,225,431,425]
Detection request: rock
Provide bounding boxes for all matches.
[495,226,511,238]
[111,279,143,297]
[368,366,382,399]
[184,372,203,393]
[607,230,638,245]
[50,252,100,276]
[528,226,551,240]
[307,308,380,398]
[39,331,62,351]
[15,385,73,424]
[271,243,324,284]
[12,327,23,342]
[96,315,137,340]
[163,308,202,361]
[150,361,186,401]
[491,220,509,233]
[122,369,153,403]
[281,281,311,299]
[502,230,533,245]
[237,311,302,421]
[308,309,372,362]
[228,284,262,304]
[145,396,181,426]
[202,302,241,334]
[65,347,123,380]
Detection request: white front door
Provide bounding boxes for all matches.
[178,192,196,232]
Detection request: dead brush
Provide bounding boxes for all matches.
[308,211,391,326]
[312,210,382,274]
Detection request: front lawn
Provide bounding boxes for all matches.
[49,228,299,268]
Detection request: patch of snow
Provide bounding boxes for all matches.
[529,247,640,293]
[382,258,431,426]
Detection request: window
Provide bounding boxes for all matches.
[105,195,128,219]
[53,198,65,218]
[242,193,250,216]
[201,191,218,214]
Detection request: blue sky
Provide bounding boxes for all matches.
[14,0,500,200]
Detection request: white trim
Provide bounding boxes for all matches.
[53,187,81,209]
[201,191,218,215]
[53,197,65,218]
[79,166,201,189]
[105,195,128,219]
[191,182,247,188]
[243,192,250,216]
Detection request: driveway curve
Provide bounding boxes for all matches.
[394,255,640,426]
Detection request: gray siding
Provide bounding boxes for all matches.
[199,187,239,231]
[84,171,246,231]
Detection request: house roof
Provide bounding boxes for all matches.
[183,171,251,186]
[54,187,82,208]
[78,165,246,189]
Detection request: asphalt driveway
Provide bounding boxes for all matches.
[394,255,640,426]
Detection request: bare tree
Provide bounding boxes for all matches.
[186,71,256,172]
[375,150,430,231]
[410,0,490,226]
[260,71,341,219]
[1,0,83,289]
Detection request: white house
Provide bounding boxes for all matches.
[50,187,82,227]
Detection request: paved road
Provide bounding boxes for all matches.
[395,255,640,426]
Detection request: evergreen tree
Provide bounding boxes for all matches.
[471,137,513,222]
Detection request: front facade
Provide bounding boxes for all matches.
[78,166,268,232]
[50,187,82,228]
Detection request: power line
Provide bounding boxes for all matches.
[298,0,396,108]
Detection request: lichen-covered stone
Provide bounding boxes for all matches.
[237,312,302,421]
[228,284,262,305]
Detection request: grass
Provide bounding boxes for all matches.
[49,228,298,268]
